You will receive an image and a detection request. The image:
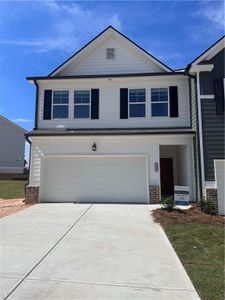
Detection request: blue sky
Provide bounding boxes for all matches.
[0,0,224,133]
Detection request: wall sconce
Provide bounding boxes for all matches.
[154,162,159,172]
[92,142,97,151]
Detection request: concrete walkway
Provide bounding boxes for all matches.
[0,204,200,300]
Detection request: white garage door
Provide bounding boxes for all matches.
[215,160,225,216]
[40,156,148,203]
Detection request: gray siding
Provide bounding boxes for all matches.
[0,118,26,173]
[200,49,225,95]
[201,99,225,181]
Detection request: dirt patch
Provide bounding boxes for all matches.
[152,205,225,227]
[0,198,32,218]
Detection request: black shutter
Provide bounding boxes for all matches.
[43,90,52,120]
[169,86,178,117]
[120,88,128,119]
[91,89,99,119]
[213,79,224,115]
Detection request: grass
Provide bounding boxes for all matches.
[152,207,225,300]
[164,223,224,300]
[0,180,27,199]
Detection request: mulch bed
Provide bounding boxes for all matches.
[152,205,225,227]
[0,198,32,218]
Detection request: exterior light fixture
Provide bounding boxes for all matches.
[154,162,159,172]
[92,142,97,151]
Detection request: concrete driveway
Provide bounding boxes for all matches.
[0,204,199,300]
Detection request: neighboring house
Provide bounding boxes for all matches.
[0,115,27,174]
[25,26,197,204]
[188,36,225,215]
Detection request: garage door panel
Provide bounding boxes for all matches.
[40,156,148,203]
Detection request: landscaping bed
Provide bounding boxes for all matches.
[152,205,225,300]
[0,180,31,218]
[0,198,31,218]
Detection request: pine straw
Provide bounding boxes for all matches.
[152,205,225,227]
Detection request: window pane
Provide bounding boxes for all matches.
[152,103,168,116]
[53,91,69,104]
[129,89,145,103]
[74,105,89,118]
[53,105,68,118]
[74,90,90,104]
[151,88,168,102]
[129,104,145,117]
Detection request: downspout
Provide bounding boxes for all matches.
[25,135,31,186]
[34,80,39,130]
[196,72,205,197]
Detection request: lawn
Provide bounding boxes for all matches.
[165,223,224,300]
[153,207,225,300]
[0,180,27,199]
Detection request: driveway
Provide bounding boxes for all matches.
[0,204,199,300]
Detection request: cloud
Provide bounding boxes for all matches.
[0,1,122,54]
[11,118,32,123]
[193,1,224,29]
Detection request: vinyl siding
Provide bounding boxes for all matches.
[37,75,190,129]
[60,37,163,76]
[201,99,225,181]
[29,134,195,200]
[0,118,26,173]
[200,49,225,95]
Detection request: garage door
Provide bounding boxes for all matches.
[40,156,148,203]
[215,160,225,216]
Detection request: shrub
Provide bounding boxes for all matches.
[162,196,175,212]
[199,198,217,215]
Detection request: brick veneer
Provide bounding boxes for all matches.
[206,188,218,214]
[25,186,39,204]
[149,186,160,204]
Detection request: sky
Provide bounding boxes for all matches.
[0,0,224,135]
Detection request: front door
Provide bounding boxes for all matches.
[160,158,174,197]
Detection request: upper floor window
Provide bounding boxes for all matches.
[129,89,146,117]
[52,91,69,119]
[74,90,90,118]
[151,88,168,117]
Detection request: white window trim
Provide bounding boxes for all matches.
[52,90,69,120]
[150,87,170,118]
[200,94,215,99]
[74,89,91,119]
[128,88,146,118]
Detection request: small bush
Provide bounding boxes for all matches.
[199,198,217,215]
[162,196,175,212]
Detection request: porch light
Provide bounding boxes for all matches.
[92,142,97,151]
[154,162,159,172]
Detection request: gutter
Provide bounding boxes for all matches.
[196,72,205,196]
[26,71,186,81]
[34,80,39,130]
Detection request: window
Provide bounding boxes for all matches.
[74,90,90,118]
[52,91,69,119]
[106,48,115,59]
[151,88,168,117]
[129,89,146,117]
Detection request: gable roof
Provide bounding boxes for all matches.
[49,26,173,76]
[0,115,27,134]
[189,35,225,66]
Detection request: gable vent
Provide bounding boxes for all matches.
[106,48,115,59]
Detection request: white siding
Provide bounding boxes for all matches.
[64,38,162,76]
[29,134,195,200]
[37,75,190,129]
